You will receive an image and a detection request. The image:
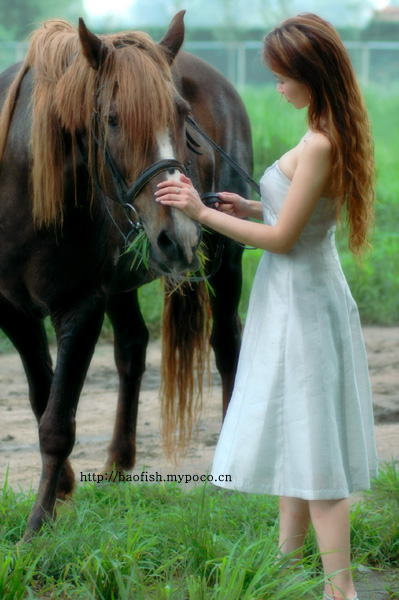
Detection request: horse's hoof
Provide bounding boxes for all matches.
[56,460,76,500]
[18,526,38,544]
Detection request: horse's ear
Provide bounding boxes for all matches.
[78,18,108,70]
[159,10,185,64]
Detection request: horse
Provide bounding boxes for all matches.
[0,11,253,541]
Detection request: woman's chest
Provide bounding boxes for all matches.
[277,145,300,180]
[277,137,336,198]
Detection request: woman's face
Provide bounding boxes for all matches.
[274,73,310,109]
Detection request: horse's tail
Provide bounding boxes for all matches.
[0,62,30,164]
[160,279,212,458]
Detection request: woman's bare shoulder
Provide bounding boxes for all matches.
[298,132,332,170]
[296,132,335,196]
[307,132,332,154]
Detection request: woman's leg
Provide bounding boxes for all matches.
[278,496,311,560]
[309,498,356,600]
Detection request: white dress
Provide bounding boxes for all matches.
[211,161,378,500]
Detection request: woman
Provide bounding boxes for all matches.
[155,13,378,600]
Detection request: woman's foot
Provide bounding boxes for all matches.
[274,552,308,583]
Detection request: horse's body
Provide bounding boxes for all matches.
[0,12,253,540]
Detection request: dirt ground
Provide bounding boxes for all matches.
[0,326,398,598]
[1,326,398,491]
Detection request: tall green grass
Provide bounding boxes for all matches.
[1,463,398,599]
[238,85,399,325]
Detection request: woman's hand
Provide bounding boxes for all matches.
[155,174,252,223]
[155,174,207,222]
[216,192,251,218]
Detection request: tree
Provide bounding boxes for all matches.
[0,0,84,40]
[256,0,294,28]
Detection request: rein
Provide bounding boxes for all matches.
[186,115,261,196]
[185,116,258,252]
[76,106,259,280]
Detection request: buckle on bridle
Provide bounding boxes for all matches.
[124,203,142,231]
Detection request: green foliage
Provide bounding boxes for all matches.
[350,461,399,567]
[126,229,215,299]
[126,230,152,272]
[1,463,399,598]
[0,479,319,599]
[362,20,399,42]
[0,0,85,41]
[239,84,399,325]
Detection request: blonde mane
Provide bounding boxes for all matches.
[0,20,175,226]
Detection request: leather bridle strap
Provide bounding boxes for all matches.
[91,115,187,209]
[186,115,261,196]
[76,117,187,239]
[125,159,187,205]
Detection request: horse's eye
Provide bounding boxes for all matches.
[106,114,118,128]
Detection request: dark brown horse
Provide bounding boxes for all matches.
[0,11,253,540]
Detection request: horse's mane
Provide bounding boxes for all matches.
[0,20,175,226]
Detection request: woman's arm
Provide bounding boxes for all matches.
[155,134,332,254]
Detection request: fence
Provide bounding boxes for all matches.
[1,40,398,88]
[183,41,399,88]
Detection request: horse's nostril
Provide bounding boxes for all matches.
[157,230,180,261]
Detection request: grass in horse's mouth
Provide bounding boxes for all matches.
[125,230,215,297]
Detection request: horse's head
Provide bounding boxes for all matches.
[74,12,201,275]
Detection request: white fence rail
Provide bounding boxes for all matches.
[1,40,398,88]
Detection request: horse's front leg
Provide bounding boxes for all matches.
[0,296,75,500]
[99,288,149,475]
[209,238,244,416]
[22,294,105,542]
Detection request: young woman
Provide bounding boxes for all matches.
[155,13,378,600]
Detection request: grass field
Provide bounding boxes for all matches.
[1,462,398,599]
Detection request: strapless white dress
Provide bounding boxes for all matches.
[211,161,378,499]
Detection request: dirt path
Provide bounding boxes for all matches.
[1,326,398,491]
[0,327,398,598]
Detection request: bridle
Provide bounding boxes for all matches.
[77,110,259,238]
[69,35,260,263]
[76,93,259,281]
[186,115,260,197]
[76,109,188,245]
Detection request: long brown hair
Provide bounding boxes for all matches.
[0,20,175,226]
[262,13,375,256]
